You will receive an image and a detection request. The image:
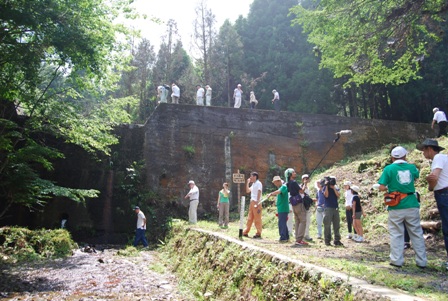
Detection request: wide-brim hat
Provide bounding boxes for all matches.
[188,180,195,185]
[351,185,360,193]
[272,176,282,183]
[416,138,445,151]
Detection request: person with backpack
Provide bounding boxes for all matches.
[432,107,447,137]
[285,168,308,246]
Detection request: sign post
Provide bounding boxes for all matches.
[233,170,246,239]
[232,170,245,213]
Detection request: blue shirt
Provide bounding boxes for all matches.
[323,186,339,208]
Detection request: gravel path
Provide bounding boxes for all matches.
[0,247,191,301]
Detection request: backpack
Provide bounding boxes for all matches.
[303,195,314,211]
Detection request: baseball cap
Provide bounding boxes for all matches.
[391,146,408,158]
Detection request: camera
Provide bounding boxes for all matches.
[324,176,336,186]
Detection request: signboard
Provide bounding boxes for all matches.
[232,173,245,184]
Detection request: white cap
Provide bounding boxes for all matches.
[351,185,360,193]
[301,174,309,179]
[188,180,195,185]
[391,146,408,159]
[343,181,351,186]
[433,107,439,113]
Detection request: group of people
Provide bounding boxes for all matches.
[132,138,448,271]
[156,83,281,110]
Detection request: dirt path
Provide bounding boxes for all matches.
[0,247,191,301]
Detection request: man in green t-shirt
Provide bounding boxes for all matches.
[377,146,427,268]
[268,176,290,242]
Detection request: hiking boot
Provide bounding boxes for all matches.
[253,234,262,239]
[389,263,402,268]
[304,237,313,242]
[325,242,332,246]
[334,241,344,246]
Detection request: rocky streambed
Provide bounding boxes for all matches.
[0,247,191,301]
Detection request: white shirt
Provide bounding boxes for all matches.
[172,85,180,97]
[188,185,200,201]
[206,87,212,98]
[250,180,262,201]
[273,91,280,100]
[431,153,448,190]
[136,211,146,229]
[433,111,447,123]
[345,189,354,207]
[234,88,242,98]
[197,88,204,98]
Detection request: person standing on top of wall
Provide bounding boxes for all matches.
[205,85,212,106]
[432,107,447,137]
[196,85,205,106]
[272,89,280,111]
[171,83,180,104]
[249,91,258,109]
[233,84,243,108]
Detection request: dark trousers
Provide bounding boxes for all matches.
[435,190,448,256]
[324,207,341,244]
[133,228,148,247]
[278,212,289,241]
[273,100,280,111]
[346,209,354,234]
[438,121,447,137]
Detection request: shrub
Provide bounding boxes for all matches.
[0,227,77,263]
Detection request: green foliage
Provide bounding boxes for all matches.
[0,0,135,218]
[161,227,353,300]
[290,0,447,86]
[116,246,140,257]
[0,227,77,263]
[182,145,196,158]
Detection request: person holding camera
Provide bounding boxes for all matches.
[323,176,343,246]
